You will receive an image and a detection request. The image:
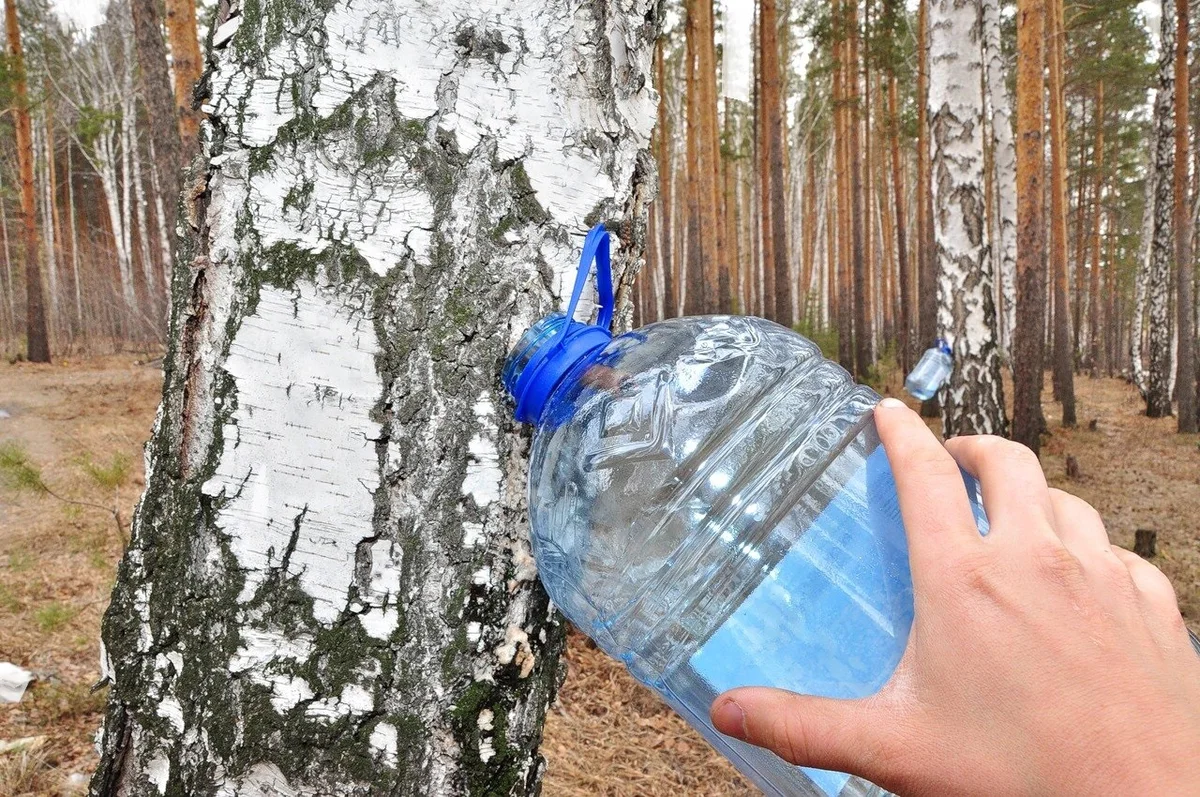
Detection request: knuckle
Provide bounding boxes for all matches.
[1032,542,1086,589]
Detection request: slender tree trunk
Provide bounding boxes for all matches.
[132,126,158,302]
[917,0,938,416]
[0,170,15,335]
[848,0,870,378]
[929,0,1008,437]
[692,0,723,314]
[834,8,853,369]
[656,40,677,320]
[37,115,59,329]
[92,1,658,794]
[982,0,1018,360]
[130,0,183,283]
[801,139,818,322]
[1132,142,1155,394]
[1176,0,1197,430]
[724,99,741,314]
[888,74,912,372]
[1088,83,1106,377]
[5,0,49,363]
[1049,0,1076,425]
[164,0,204,158]
[67,144,82,332]
[763,0,790,327]
[685,8,705,316]
[1148,0,1177,418]
[1012,0,1046,452]
[148,135,174,295]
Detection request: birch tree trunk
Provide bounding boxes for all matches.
[91,1,657,794]
[981,0,1017,360]
[1148,0,1177,418]
[928,0,1008,437]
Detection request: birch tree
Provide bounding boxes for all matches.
[1147,0,1176,418]
[91,1,658,795]
[928,0,1008,437]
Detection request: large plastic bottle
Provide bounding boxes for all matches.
[504,226,989,797]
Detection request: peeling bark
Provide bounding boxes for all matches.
[1148,0,1176,418]
[92,1,658,795]
[928,0,1008,438]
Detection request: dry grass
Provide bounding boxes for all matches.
[0,357,1196,797]
[0,355,162,796]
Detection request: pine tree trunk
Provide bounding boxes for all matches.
[91,2,658,794]
[834,10,854,370]
[685,8,705,315]
[693,0,724,314]
[916,0,939,416]
[848,0,870,379]
[656,39,677,320]
[761,0,790,327]
[67,144,82,332]
[5,0,50,363]
[1148,0,1177,418]
[1049,0,1076,425]
[164,0,204,158]
[928,0,1008,437]
[887,74,912,372]
[1011,0,1046,452]
[1088,83,1105,377]
[1175,0,1197,431]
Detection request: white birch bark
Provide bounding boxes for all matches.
[56,13,138,312]
[67,141,82,327]
[147,135,173,294]
[120,29,138,311]
[1131,146,1153,392]
[980,0,1017,359]
[36,114,59,321]
[928,0,1008,437]
[1147,0,1176,416]
[92,1,658,795]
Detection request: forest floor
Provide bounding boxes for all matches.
[0,357,1197,796]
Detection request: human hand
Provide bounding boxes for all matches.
[710,398,1200,796]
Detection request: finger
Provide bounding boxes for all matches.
[1110,547,1183,621]
[875,399,980,573]
[711,688,899,782]
[943,435,1057,543]
[1047,489,1111,559]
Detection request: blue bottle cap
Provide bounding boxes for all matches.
[503,224,615,425]
[935,337,952,357]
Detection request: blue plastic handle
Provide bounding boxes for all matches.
[553,223,614,347]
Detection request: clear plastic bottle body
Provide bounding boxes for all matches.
[904,346,953,401]
[522,317,986,797]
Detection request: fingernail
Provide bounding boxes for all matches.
[878,397,906,410]
[712,697,747,740]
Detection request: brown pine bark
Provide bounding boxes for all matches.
[1071,116,1090,357]
[684,8,705,315]
[130,0,183,273]
[1176,0,1197,431]
[1048,0,1076,426]
[5,0,49,363]
[756,2,776,322]
[760,0,790,326]
[799,143,818,321]
[165,0,204,158]
[1012,0,1047,452]
[916,0,938,415]
[694,0,725,314]
[1088,82,1105,376]
[834,7,853,369]
[724,100,741,314]
[656,40,677,319]
[848,0,870,378]
[888,75,912,371]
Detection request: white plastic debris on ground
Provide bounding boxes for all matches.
[0,662,35,703]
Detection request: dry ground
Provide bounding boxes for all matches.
[0,358,1196,796]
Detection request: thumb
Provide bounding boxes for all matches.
[710,687,898,780]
